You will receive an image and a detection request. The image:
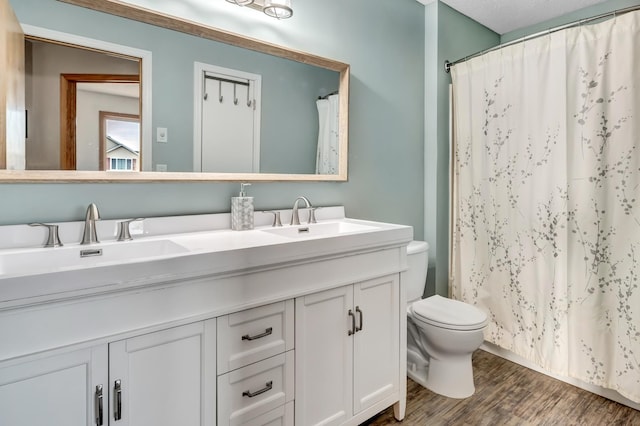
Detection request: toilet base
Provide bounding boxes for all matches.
[423,354,476,399]
[407,362,429,390]
[407,347,429,388]
[407,346,477,399]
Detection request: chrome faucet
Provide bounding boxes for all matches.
[291,196,313,225]
[81,203,101,245]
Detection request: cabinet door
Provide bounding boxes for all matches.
[108,320,216,426]
[0,345,107,426]
[353,275,400,414]
[295,286,353,426]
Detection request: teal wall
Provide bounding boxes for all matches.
[3,0,426,235]
[424,2,499,296]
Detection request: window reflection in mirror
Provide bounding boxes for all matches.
[100,111,140,172]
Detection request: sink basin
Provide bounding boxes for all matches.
[0,239,189,276]
[260,221,380,239]
[169,228,289,251]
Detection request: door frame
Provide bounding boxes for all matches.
[60,74,139,170]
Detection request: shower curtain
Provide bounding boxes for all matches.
[316,94,339,174]
[450,11,640,403]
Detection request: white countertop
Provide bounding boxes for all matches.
[0,207,413,310]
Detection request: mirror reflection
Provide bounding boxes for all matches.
[101,110,141,172]
[25,38,141,171]
[4,0,350,181]
[20,27,340,175]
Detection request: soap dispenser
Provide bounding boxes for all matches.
[231,183,254,231]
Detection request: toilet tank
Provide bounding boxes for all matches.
[406,241,429,303]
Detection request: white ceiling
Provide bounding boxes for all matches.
[418,0,610,34]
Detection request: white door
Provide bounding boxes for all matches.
[353,275,400,414]
[195,63,262,173]
[108,320,216,426]
[0,345,107,426]
[295,286,353,426]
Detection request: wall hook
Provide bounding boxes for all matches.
[218,81,224,103]
[233,84,239,105]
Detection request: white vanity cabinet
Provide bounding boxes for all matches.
[0,346,106,426]
[295,274,400,426]
[0,321,216,426]
[108,321,216,426]
[0,211,411,426]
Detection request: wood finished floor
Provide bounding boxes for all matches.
[362,350,640,426]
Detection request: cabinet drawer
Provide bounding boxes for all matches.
[242,401,293,426]
[218,351,294,426]
[218,300,294,373]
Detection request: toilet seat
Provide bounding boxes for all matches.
[411,295,487,331]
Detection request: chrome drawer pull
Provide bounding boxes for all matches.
[242,381,273,398]
[242,327,273,341]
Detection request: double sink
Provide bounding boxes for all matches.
[0,216,400,278]
[0,209,413,309]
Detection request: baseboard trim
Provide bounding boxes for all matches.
[480,342,640,411]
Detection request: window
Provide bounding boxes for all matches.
[108,157,136,171]
[100,111,141,171]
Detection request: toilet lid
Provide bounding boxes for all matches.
[412,295,487,330]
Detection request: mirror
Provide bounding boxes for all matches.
[25,37,143,171]
[2,0,349,182]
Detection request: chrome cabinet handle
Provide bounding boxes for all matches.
[242,381,273,398]
[242,327,273,341]
[95,385,103,426]
[114,380,122,421]
[355,306,363,332]
[348,309,356,336]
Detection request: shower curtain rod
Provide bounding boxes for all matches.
[444,4,640,73]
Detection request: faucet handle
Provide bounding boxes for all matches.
[116,218,145,241]
[29,223,64,247]
[262,211,283,227]
[307,207,320,224]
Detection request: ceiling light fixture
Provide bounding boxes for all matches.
[263,0,293,19]
[225,0,255,6]
[225,0,293,20]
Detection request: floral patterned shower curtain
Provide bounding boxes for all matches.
[450,11,640,403]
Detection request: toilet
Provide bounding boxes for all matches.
[405,241,488,399]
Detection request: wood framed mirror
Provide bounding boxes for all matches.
[0,0,349,182]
